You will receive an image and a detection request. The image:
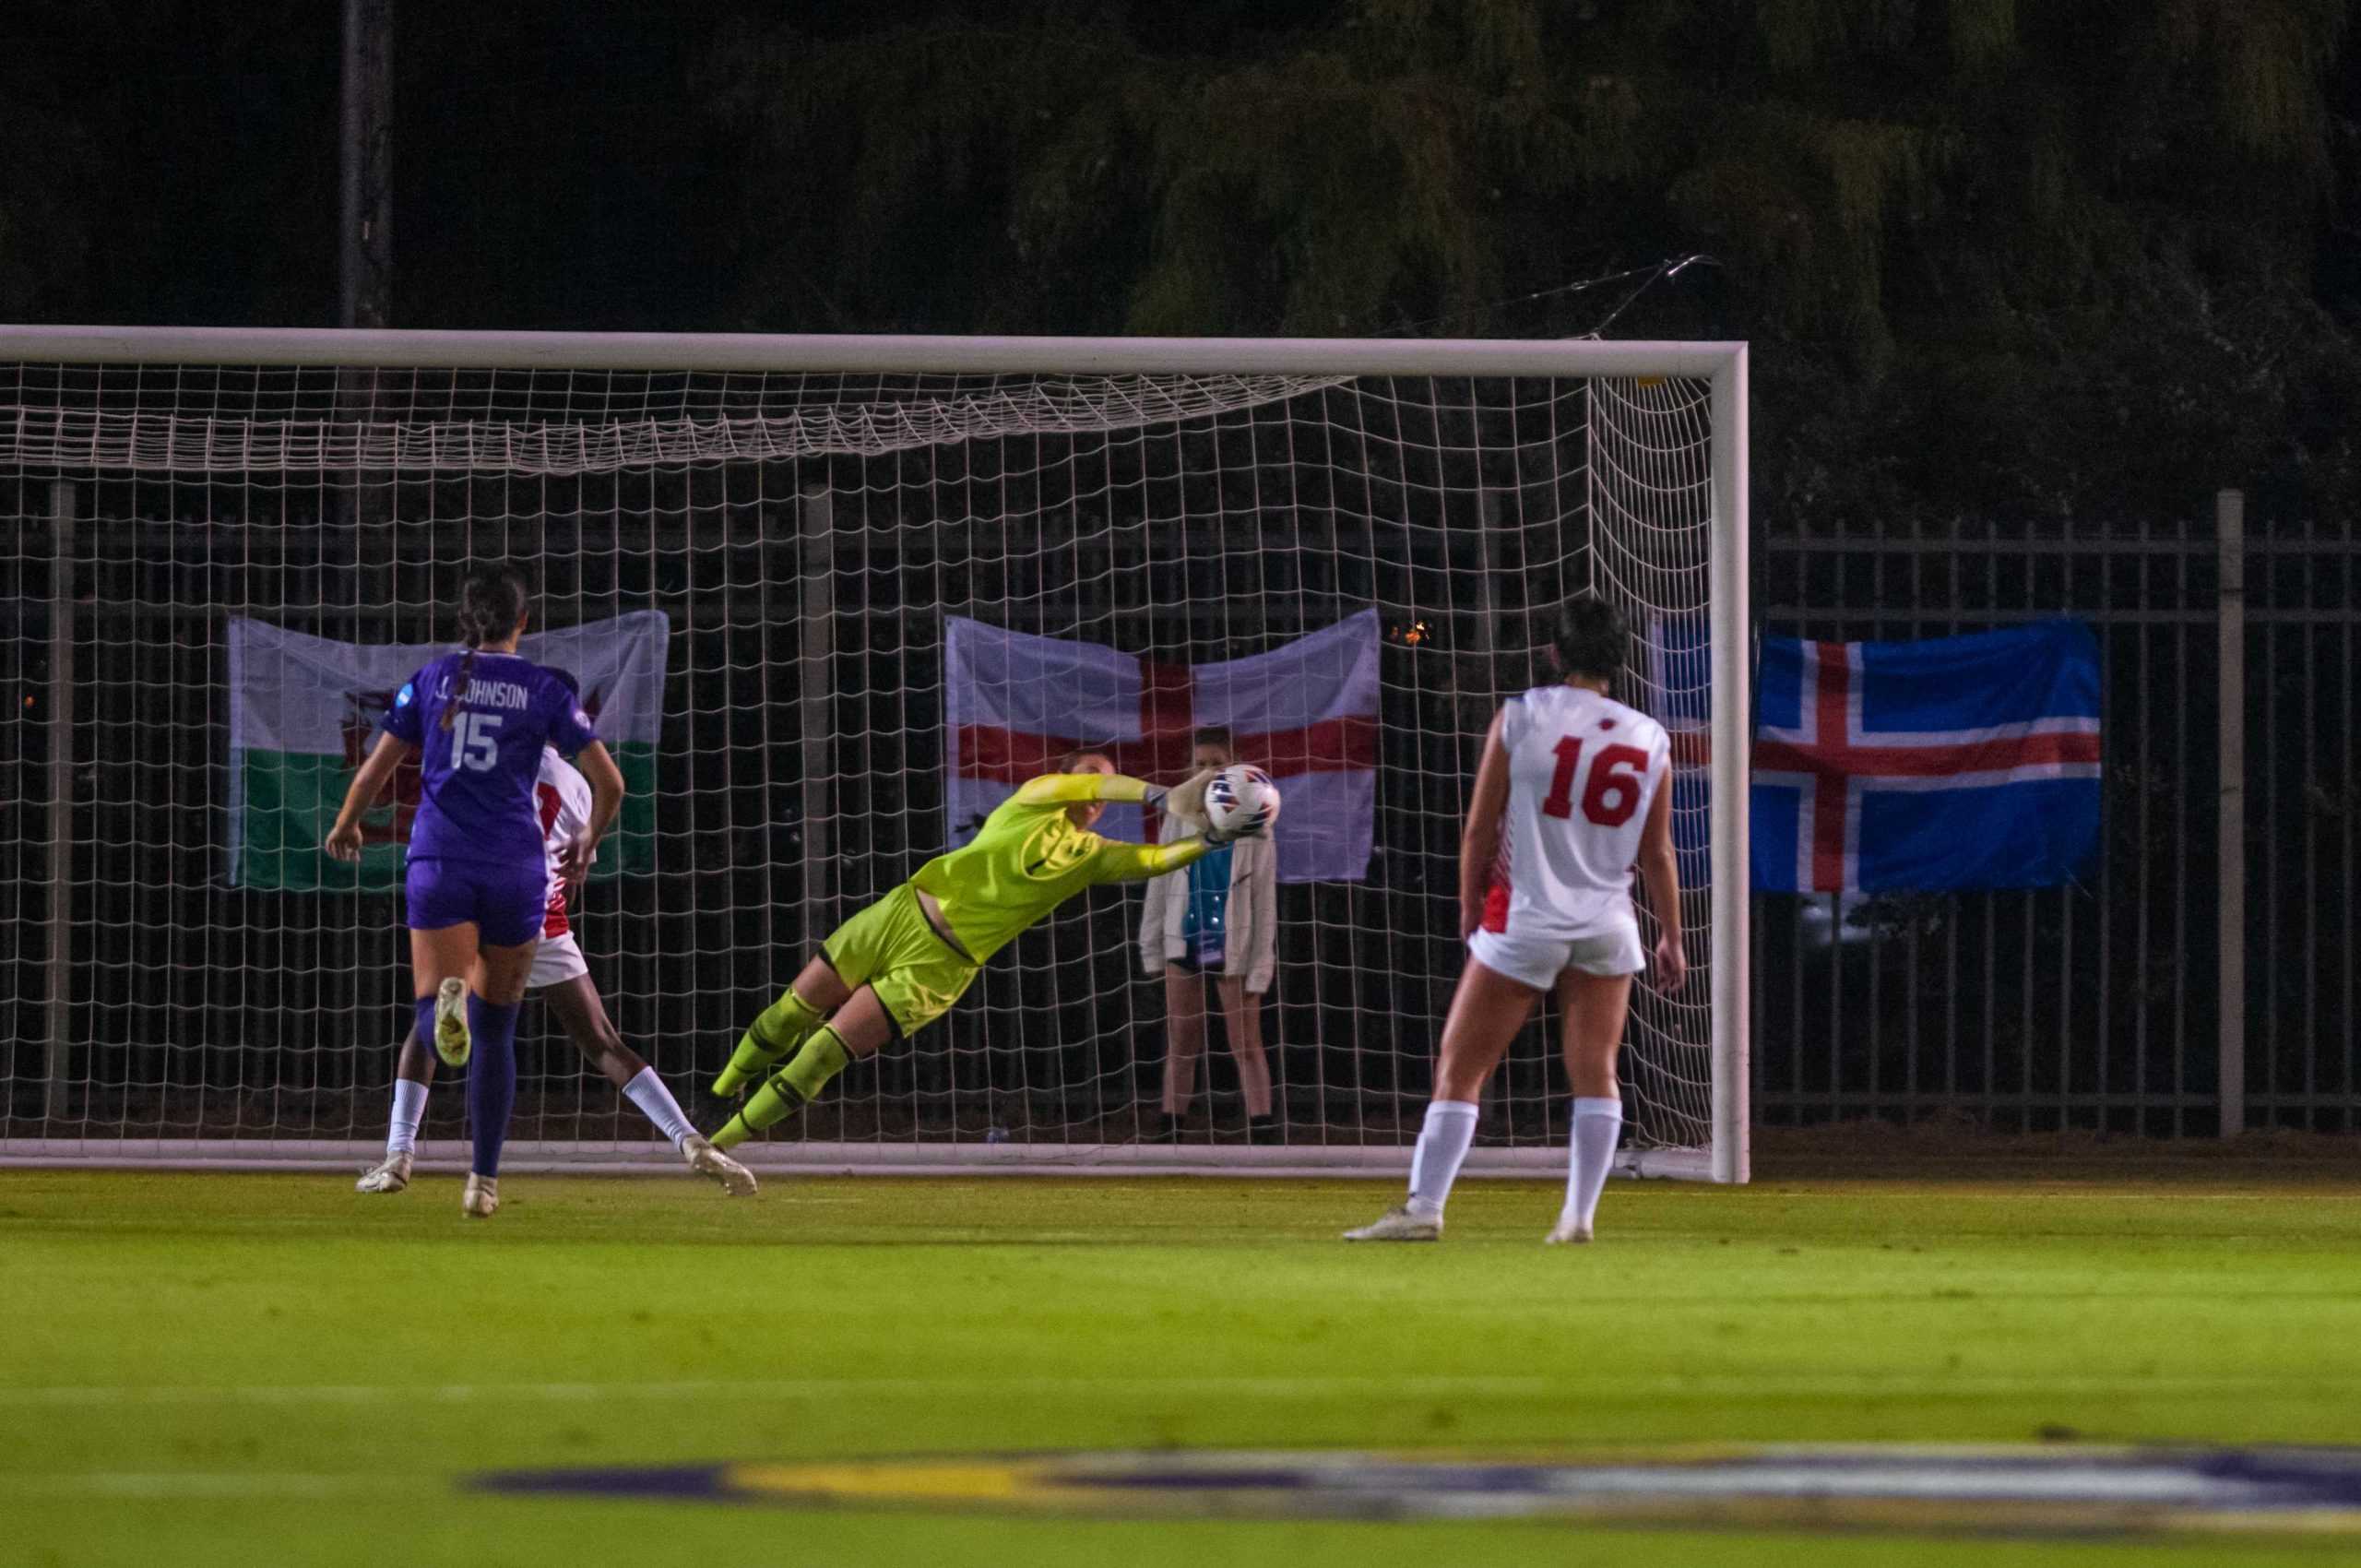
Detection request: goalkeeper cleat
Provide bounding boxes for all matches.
[461,1172,499,1218]
[433,977,471,1069]
[682,1134,758,1197]
[354,1151,412,1194]
[1545,1216,1595,1245]
[1342,1205,1442,1242]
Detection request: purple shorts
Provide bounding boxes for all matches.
[404,855,549,949]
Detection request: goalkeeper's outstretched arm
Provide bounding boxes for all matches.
[1014,763,1221,814]
[1016,767,1216,882]
[1092,835,1212,882]
[1081,765,1262,884]
[1013,770,1153,808]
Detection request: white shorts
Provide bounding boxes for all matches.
[1468,916,1644,992]
[527,931,589,992]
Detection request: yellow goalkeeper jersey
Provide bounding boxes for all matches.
[910,773,1205,962]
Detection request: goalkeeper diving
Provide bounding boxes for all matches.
[706,754,1266,1146]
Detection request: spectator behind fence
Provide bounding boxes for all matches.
[1140,726,1280,1143]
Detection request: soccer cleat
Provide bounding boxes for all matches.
[433,977,471,1069]
[461,1172,499,1218]
[682,1134,758,1197]
[1342,1205,1442,1242]
[1545,1216,1594,1245]
[354,1151,412,1194]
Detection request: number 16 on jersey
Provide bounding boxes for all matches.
[1540,736,1649,826]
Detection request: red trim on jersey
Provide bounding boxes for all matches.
[536,781,570,939]
[1482,872,1511,933]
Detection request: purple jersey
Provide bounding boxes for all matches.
[381,650,598,865]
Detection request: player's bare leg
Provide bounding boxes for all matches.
[1547,968,1634,1246]
[1157,965,1207,1140]
[713,955,854,1098]
[1215,974,1277,1140]
[356,1028,439,1194]
[709,983,893,1150]
[1346,957,1538,1241]
[542,975,753,1196]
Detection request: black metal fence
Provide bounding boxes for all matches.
[1753,503,2358,1134]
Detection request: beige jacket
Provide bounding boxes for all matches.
[1137,812,1278,994]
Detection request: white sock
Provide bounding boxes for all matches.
[1563,1096,1625,1231]
[1406,1100,1480,1219]
[387,1078,428,1157]
[623,1067,697,1150]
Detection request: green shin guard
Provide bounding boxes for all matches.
[708,1028,854,1150]
[712,988,826,1097]
[781,1028,851,1104]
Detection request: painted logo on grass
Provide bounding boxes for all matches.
[478,1445,2361,1537]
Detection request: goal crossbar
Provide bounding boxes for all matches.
[6,325,1742,380]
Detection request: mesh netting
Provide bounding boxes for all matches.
[0,355,1723,1168]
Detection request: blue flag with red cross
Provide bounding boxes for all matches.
[1750,622,2102,893]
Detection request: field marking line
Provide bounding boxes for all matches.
[0,1372,2322,1409]
[4,1472,383,1499]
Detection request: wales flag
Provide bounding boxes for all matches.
[226,612,669,891]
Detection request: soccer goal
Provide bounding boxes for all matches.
[0,328,1749,1182]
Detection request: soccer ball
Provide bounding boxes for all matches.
[1204,764,1280,836]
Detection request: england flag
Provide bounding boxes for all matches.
[943,612,1381,883]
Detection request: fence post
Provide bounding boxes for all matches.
[45,480,77,1124]
[338,0,394,330]
[2216,489,2245,1138]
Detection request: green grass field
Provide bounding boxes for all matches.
[4,1163,2358,1566]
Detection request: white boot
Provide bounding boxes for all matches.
[682,1134,757,1197]
[1342,1204,1441,1242]
[354,1151,412,1194]
[461,1172,499,1218]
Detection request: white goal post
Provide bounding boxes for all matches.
[0,327,1749,1182]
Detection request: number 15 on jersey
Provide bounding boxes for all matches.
[449,711,504,772]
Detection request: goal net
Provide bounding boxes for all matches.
[0,331,1748,1180]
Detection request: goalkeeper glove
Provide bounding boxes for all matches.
[1160,766,1220,826]
[1204,806,1271,846]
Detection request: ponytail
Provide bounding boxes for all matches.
[439,647,481,734]
[440,563,531,734]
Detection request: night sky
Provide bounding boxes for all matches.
[5,1,2356,522]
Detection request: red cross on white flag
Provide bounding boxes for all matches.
[943,611,1381,883]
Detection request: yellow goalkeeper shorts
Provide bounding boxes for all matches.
[821,883,981,1038]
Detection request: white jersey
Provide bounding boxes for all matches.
[533,749,594,939]
[1484,684,1670,941]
